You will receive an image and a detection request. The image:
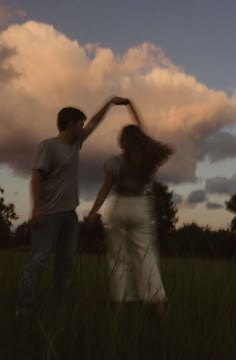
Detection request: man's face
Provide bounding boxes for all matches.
[69,119,85,140]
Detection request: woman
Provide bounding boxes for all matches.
[87,101,174,318]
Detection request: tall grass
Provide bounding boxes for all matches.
[0,250,236,360]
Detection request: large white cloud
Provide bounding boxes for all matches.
[1,21,236,195]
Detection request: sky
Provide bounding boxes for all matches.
[0,0,236,229]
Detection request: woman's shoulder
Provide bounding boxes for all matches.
[104,154,122,175]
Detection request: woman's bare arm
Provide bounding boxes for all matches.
[88,173,114,217]
[127,100,143,128]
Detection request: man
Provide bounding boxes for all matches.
[16,96,128,318]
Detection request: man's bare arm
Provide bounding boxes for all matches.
[81,96,129,142]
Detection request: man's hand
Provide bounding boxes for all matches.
[31,206,45,225]
[110,96,130,106]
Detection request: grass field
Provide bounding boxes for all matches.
[0,251,236,360]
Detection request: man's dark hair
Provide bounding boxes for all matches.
[57,107,87,131]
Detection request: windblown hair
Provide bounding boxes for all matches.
[120,125,174,178]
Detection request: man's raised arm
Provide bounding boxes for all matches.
[81,96,129,143]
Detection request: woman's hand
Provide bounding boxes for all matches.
[85,212,98,227]
[85,173,113,225]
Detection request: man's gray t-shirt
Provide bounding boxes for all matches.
[32,137,81,214]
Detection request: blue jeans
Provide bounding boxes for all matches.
[17,210,79,307]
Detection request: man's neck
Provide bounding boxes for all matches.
[57,132,74,144]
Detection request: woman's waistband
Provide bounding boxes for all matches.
[114,191,154,197]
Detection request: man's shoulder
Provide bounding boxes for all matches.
[37,137,58,148]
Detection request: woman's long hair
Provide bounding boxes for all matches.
[119,125,174,179]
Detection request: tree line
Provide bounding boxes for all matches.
[1,185,236,259]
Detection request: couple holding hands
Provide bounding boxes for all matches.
[16,96,173,320]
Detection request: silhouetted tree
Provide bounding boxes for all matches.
[230,217,236,233]
[13,221,30,248]
[170,222,236,259]
[0,187,18,248]
[225,195,236,233]
[152,181,178,254]
[226,195,236,213]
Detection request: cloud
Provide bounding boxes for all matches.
[205,174,236,195]
[1,21,236,199]
[187,189,207,205]
[0,43,19,81]
[172,193,183,205]
[198,131,236,162]
[0,3,26,27]
[206,202,224,210]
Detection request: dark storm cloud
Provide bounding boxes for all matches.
[206,202,224,210]
[198,132,236,163]
[187,189,207,205]
[205,174,236,195]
